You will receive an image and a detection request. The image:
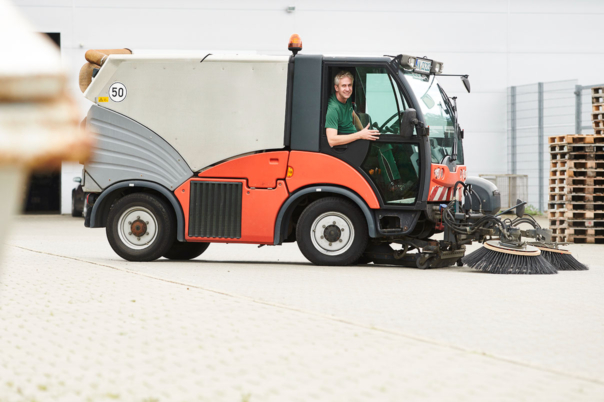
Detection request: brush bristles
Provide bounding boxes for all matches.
[540,251,588,271]
[462,246,558,274]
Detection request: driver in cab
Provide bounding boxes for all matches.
[325,70,414,201]
[325,71,380,147]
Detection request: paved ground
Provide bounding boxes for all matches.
[1,215,603,401]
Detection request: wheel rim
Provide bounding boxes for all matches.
[117,206,158,250]
[310,211,355,256]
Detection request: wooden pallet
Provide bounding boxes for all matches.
[551,234,567,243]
[548,134,604,144]
[570,194,604,202]
[549,144,603,153]
[594,104,604,113]
[553,177,604,186]
[550,227,566,236]
[565,160,604,169]
[548,202,604,211]
[548,210,566,218]
[550,160,567,169]
[550,152,604,161]
[549,219,603,229]
[564,210,604,219]
[549,169,604,178]
[566,235,604,244]
[549,191,604,201]
[563,186,604,194]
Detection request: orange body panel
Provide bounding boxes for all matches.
[286,151,380,208]
[428,164,467,202]
[198,151,290,188]
[175,178,289,244]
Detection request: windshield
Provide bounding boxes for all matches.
[401,70,464,165]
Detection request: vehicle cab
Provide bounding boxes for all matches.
[287,53,467,239]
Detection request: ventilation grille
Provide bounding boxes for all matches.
[188,181,242,238]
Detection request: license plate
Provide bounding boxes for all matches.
[415,58,432,74]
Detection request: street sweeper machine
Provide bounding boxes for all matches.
[77,36,587,274]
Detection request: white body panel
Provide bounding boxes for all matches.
[85,54,289,171]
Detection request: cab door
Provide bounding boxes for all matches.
[320,63,430,210]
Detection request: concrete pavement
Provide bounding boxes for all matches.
[1,215,603,401]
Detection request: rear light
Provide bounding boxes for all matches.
[86,193,97,206]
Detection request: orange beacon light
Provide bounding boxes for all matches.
[288,34,302,55]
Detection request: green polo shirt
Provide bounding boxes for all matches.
[325,93,356,134]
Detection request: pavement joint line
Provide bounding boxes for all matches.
[7,243,604,387]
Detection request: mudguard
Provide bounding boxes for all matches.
[88,180,186,242]
[274,185,378,245]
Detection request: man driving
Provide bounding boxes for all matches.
[325,70,414,201]
[325,71,380,147]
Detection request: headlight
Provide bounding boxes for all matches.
[434,168,443,180]
[408,57,416,68]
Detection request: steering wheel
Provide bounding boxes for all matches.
[378,112,401,133]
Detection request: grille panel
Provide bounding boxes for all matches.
[188,181,242,238]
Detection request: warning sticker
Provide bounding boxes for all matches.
[98,97,109,103]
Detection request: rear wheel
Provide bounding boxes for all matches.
[106,193,175,261]
[296,197,368,266]
[163,242,210,260]
[71,190,82,217]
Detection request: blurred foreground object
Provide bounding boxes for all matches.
[0,0,93,258]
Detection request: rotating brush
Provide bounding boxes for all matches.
[462,240,557,274]
[536,246,588,271]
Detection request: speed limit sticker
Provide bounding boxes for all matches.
[109,82,127,102]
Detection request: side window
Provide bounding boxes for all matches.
[354,67,406,135]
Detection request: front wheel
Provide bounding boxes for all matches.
[296,197,368,266]
[106,193,176,261]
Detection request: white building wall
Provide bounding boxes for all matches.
[13,0,604,213]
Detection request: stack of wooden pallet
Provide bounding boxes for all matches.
[593,86,604,135]
[548,134,604,244]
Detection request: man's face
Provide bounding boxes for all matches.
[335,76,353,100]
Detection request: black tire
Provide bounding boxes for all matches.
[163,242,210,260]
[71,190,82,217]
[106,193,176,261]
[356,255,373,265]
[296,197,368,266]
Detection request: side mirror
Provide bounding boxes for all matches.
[515,198,525,218]
[461,75,471,93]
[401,108,417,138]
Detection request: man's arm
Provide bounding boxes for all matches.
[326,123,380,147]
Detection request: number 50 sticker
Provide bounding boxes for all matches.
[109,82,127,102]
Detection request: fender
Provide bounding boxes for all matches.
[274,185,378,245]
[89,180,186,242]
